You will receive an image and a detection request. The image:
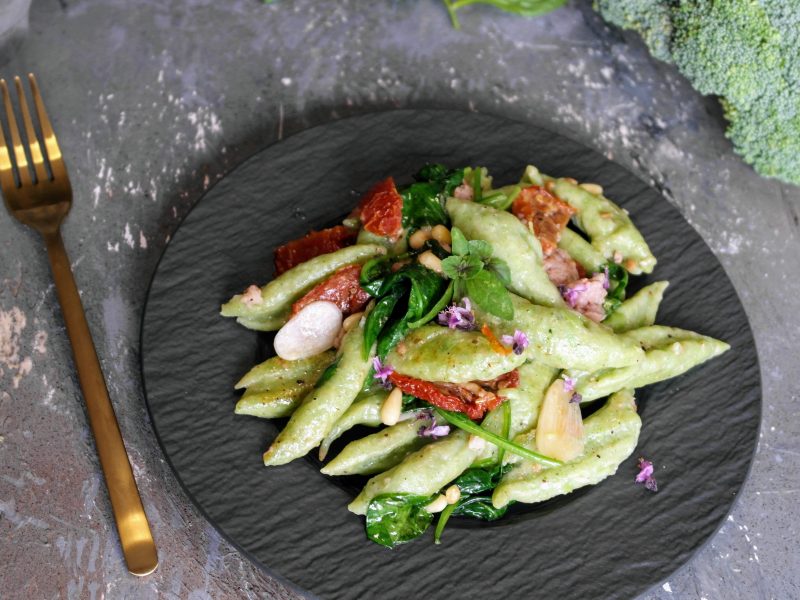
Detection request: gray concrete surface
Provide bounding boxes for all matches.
[0,0,797,598]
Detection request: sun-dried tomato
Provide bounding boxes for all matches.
[291,264,371,315]
[388,370,520,421]
[354,177,404,240]
[274,225,357,275]
[512,186,576,255]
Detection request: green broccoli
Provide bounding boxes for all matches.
[595,0,800,186]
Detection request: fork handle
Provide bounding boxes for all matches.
[44,230,158,576]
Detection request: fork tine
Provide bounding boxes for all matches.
[0,86,15,194]
[0,79,32,186]
[14,76,48,183]
[28,74,67,182]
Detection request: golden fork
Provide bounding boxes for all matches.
[0,74,158,576]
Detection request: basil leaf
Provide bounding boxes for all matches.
[450,226,469,256]
[441,255,483,281]
[452,496,508,521]
[401,182,449,230]
[365,493,434,548]
[465,270,514,320]
[467,239,493,261]
[486,257,512,286]
[363,286,404,358]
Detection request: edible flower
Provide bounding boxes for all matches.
[372,357,394,389]
[603,266,610,291]
[501,329,529,355]
[418,422,451,439]
[559,282,588,308]
[635,457,658,492]
[437,297,476,331]
[562,376,576,393]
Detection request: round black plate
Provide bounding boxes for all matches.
[141,110,761,600]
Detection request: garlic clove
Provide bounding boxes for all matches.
[535,379,585,462]
[273,301,342,360]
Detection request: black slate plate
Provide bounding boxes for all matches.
[141,110,761,600]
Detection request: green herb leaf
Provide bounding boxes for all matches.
[365,493,434,548]
[360,256,394,296]
[363,287,404,358]
[435,408,562,467]
[401,182,449,230]
[467,239,493,261]
[603,261,629,316]
[441,254,484,281]
[465,269,514,320]
[433,502,457,544]
[453,496,508,520]
[486,257,512,286]
[450,226,469,256]
[408,280,454,329]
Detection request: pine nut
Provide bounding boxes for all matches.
[418,250,443,274]
[431,224,452,245]
[468,434,486,451]
[564,177,578,185]
[624,259,637,271]
[545,181,556,192]
[580,182,604,195]
[409,227,432,249]
[424,494,448,513]
[342,311,364,333]
[381,387,403,426]
[445,485,461,505]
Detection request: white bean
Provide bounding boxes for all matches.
[273,301,342,360]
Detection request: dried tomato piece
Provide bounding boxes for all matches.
[291,264,371,315]
[512,186,576,255]
[388,370,520,421]
[355,177,403,240]
[274,225,357,275]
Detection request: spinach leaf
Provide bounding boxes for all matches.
[413,163,465,196]
[454,467,498,495]
[453,496,508,520]
[603,262,629,315]
[408,280,454,329]
[365,493,434,548]
[363,286,404,358]
[465,269,514,320]
[360,255,394,296]
[401,182,449,229]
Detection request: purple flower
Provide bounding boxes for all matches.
[419,422,451,439]
[603,266,610,290]
[569,392,582,404]
[372,357,393,389]
[559,283,588,308]
[562,376,577,393]
[635,457,658,492]
[437,297,476,331]
[501,329,529,355]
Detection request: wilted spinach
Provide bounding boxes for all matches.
[366,493,434,548]
[603,262,629,315]
[401,164,465,230]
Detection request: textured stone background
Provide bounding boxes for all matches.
[0,0,798,598]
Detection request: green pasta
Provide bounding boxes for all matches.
[385,325,526,383]
[477,294,645,371]
[493,389,641,508]
[318,391,387,461]
[557,227,606,273]
[321,419,430,476]
[221,244,385,330]
[570,325,730,401]
[552,179,656,275]
[262,322,373,466]
[604,281,669,333]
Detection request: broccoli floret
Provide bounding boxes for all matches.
[595,0,800,186]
